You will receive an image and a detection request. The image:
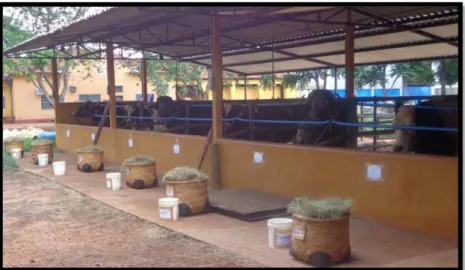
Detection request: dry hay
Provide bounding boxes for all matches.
[77,145,103,153]
[162,167,208,183]
[121,156,155,170]
[31,139,53,146]
[3,137,23,144]
[287,197,352,220]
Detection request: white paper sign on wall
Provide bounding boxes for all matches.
[128,138,133,148]
[66,129,71,138]
[253,152,264,164]
[173,144,180,154]
[366,163,383,181]
[173,138,180,154]
[91,133,96,141]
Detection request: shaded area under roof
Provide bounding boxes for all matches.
[3,5,460,75]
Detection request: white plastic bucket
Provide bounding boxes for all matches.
[106,173,121,191]
[11,148,22,160]
[37,153,49,167]
[52,161,66,176]
[158,197,180,222]
[267,218,293,249]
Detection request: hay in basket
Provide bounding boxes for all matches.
[3,137,24,158]
[288,197,352,267]
[31,139,54,165]
[77,145,104,173]
[122,156,157,189]
[162,167,210,217]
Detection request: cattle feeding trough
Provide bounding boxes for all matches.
[3,6,459,242]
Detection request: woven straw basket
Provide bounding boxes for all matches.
[290,214,351,267]
[4,140,24,158]
[31,143,54,165]
[126,162,157,189]
[165,179,209,216]
[77,150,104,172]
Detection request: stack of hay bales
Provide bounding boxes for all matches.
[163,167,210,217]
[77,145,104,172]
[288,197,352,267]
[122,156,157,189]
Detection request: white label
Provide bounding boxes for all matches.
[106,180,112,189]
[159,208,171,220]
[292,225,305,240]
[128,138,133,148]
[366,163,382,181]
[66,129,71,138]
[91,133,96,141]
[276,233,291,247]
[166,186,174,197]
[173,144,180,154]
[253,152,263,164]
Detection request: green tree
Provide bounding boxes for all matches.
[389,61,435,95]
[436,59,458,88]
[3,7,100,108]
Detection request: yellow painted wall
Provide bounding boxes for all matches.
[2,80,12,119]
[10,62,145,121]
[206,79,295,100]
[10,63,296,121]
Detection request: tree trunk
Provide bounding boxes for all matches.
[322,70,328,90]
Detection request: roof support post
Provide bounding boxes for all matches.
[244,75,247,100]
[344,25,355,98]
[440,59,446,95]
[141,58,148,102]
[344,10,357,148]
[51,57,60,122]
[51,57,60,107]
[211,13,223,140]
[106,42,117,129]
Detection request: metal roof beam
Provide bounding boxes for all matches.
[350,7,458,47]
[221,37,457,68]
[243,55,458,76]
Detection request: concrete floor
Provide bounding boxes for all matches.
[16,153,459,268]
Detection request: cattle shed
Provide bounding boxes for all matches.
[4,6,459,240]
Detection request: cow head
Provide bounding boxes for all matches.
[154,96,177,117]
[393,106,415,153]
[72,100,100,117]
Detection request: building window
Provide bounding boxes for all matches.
[135,93,154,102]
[107,85,123,94]
[115,96,124,101]
[78,94,101,102]
[41,95,53,110]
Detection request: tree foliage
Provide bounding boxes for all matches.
[3,7,100,108]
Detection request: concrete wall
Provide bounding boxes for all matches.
[218,139,458,240]
[54,120,458,241]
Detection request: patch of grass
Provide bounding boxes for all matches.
[3,149,18,171]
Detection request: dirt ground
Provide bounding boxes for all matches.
[3,170,265,268]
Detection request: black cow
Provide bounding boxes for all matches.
[153,96,225,136]
[393,96,458,156]
[224,102,301,143]
[126,102,157,131]
[72,101,129,128]
[295,90,354,147]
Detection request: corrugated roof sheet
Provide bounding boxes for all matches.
[2,5,459,76]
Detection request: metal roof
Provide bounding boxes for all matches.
[3,6,460,75]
